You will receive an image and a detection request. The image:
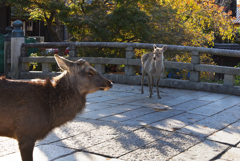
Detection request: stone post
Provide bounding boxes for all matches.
[11,20,25,79]
[125,46,135,76]
[4,26,13,77]
[189,51,200,82]
[224,74,235,86]
[94,64,105,74]
[69,45,77,57]
[42,63,52,73]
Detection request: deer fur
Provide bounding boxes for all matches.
[141,45,167,98]
[0,54,112,161]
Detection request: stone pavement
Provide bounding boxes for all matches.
[1,83,240,161]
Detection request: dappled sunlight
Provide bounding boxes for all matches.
[0,137,19,157]
[113,114,126,119]
[1,83,240,160]
[152,119,186,131]
[178,124,216,138]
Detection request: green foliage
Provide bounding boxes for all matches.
[8,0,235,46]
[234,63,240,86]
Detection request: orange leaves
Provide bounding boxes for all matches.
[160,0,235,46]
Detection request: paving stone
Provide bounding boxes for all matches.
[196,93,229,102]
[205,99,240,109]
[207,121,240,145]
[189,101,240,117]
[99,107,156,122]
[160,96,196,107]
[127,98,170,105]
[127,101,172,109]
[149,112,206,131]
[170,140,229,161]
[51,122,140,150]
[188,103,230,116]
[177,104,240,139]
[55,151,123,161]
[87,95,119,103]
[185,91,211,97]
[84,102,118,113]
[171,100,211,111]
[37,120,99,145]
[0,145,74,161]
[104,96,142,104]
[86,90,114,99]
[0,137,11,142]
[216,95,240,105]
[1,83,240,161]
[85,128,172,158]
[161,89,195,97]
[79,104,141,119]
[217,147,240,161]
[197,105,240,129]
[120,133,202,161]
[122,109,184,126]
[0,138,19,157]
[111,84,145,94]
[176,123,216,139]
[222,105,240,118]
[109,92,137,98]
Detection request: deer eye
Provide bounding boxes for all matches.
[87,71,94,76]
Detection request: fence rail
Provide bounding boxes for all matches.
[23,42,240,57]
[5,19,240,96]
[6,41,240,96]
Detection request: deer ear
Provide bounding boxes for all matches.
[162,45,167,51]
[77,59,86,65]
[153,44,157,49]
[54,54,73,71]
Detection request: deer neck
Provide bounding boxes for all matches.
[51,73,86,128]
[153,54,164,68]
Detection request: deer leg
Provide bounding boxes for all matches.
[151,76,154,95]
[141,69,146,94]
[18,137,35,161]
[148,74,152,98]
[156,78,161,99]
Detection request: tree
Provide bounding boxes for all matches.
[62,0,151,43]
[143,0,235,47]
[8,0,235,46]
[8,0,70,42]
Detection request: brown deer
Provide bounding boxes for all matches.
[0,54,112,161]
[141,44,167,99]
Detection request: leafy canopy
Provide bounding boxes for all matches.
[8,0,235,46]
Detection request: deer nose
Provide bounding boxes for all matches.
[108,81,113,88]
[153,57,156,60]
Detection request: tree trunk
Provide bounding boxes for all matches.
[45,12,62,42]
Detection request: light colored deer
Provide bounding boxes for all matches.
[0,54,112,161]
[141,44,167,98]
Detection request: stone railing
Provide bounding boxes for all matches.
[5,20,240,95]
[12,42,240,95]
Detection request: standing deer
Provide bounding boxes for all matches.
[0,54,113,161]
[141,44,167,99]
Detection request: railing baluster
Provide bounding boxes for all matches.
[94,64,105,74]
[69,45,77,57]
[190,51,200,82]
[42,63,52,73]
[125,46,135,76]
[224,74,235,86]
[18,42,240,95]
